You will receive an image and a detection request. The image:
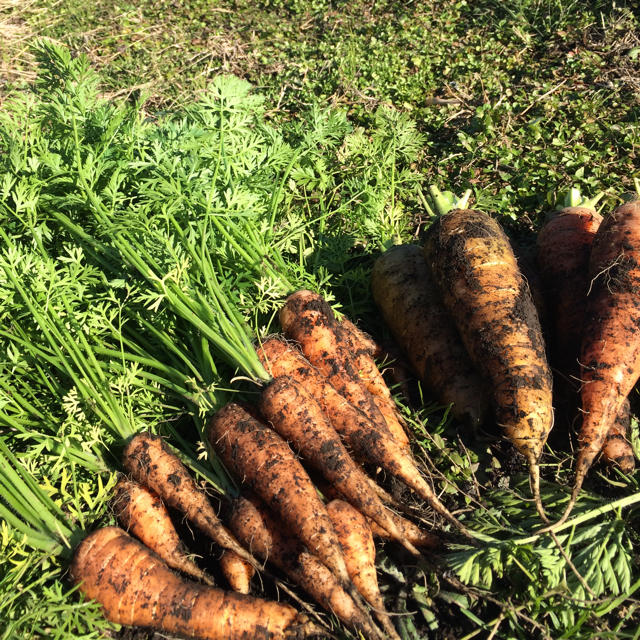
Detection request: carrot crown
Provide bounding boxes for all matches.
[425,185,473,217]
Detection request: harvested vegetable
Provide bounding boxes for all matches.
[327,499,401,640]
[559,201,640,522]
[228,495,384,640]
[256,337,474,538]
[70,526,320,640]
[220,550,255,595]
[259,375,419,555]
[424,203,553,521]
[339,318,380,357]
[207,403,353,589]
[371,244,490,427]
[122,432,258,569]
[279,290,397,444]
[112,477,214,586]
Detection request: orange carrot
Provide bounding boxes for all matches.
[112,477,214,586]
[339,318,380,357]
[259,375,419,556]
[219,549,255,595]
[207,403,353,589]
[256,337,474,538]
[424,209,553,522]
[228,495,384,640]
[371,245,490,428]
[338,320,411,451]
[122,432,258,570]
[70,526,320,639]
[327,500,400,640]
[279,290,398,444]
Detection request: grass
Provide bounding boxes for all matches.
[1,2,640,639]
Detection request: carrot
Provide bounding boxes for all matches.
[371,244,490,428]
[112,477,214,586]
[339,318,380,357]
[122,432,258,570]
[256,337,474,538]
[424,208,553,522]
[536,198,604,428]
[326,499,401,640]
[207,403,353,590]
[601,398,635,474]
[259,375,419,556]
[220,550,255,595]
[338,319,412,451]
[70,526,320,640]
[279,290,399,445]
[227,495,384,640]
[557,201,640,523]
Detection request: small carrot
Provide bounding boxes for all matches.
[112,477,214,586]
[327,499,401,640]
[339,318,380,357]
[259,375,419,556]
[122,432,258,570]
[219,549,255,595]
[70,526,320,640]
[207,403,353,589]
[256,338,474,539]
[228,495,384,640]
[279,290,398,444]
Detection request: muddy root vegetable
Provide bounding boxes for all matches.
[112,477,214,586]
[371,245,490,428]
[259,375,419,556]
[207,403,352,590]
[122,432,258,570]
[556,201,640,523]
[279,290,398,445]
[424,210,553,522]
[70,526,321,640]
[339,318,380,357]
[220,550,255,595]
[228,495,384,640]
[256,338,474,539]
[601,398,635,474]
[327,500,401,640]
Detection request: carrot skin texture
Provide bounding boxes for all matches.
[339,318,380,357]
[371,244,490,428]
[327,500,401,640]
[122,432,257,570]
[601,398,635,474]
[424,210,553,519]
[256,338,472,537]
[220,549,255,595]
[571,202,640,510]
[112,477,214,586]
[338,319,411,450]
[70,527,319,640]
[227,496,383,640]
[279,290,397,443]
[207,403,351,588]
[259,375,419,555]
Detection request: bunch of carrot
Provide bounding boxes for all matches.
[371,187,639,527]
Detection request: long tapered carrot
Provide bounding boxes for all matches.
[70,526,321,640]
[207,403,353,588]
[112,477,215,586]
[327,500,401,640]
[122,432,259,570]
[256,337,474,538]
[424,208,553,523]
[556,201,640,524]
[259,375,419,556]
[279,290,399,445]
[227,495,385,640]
